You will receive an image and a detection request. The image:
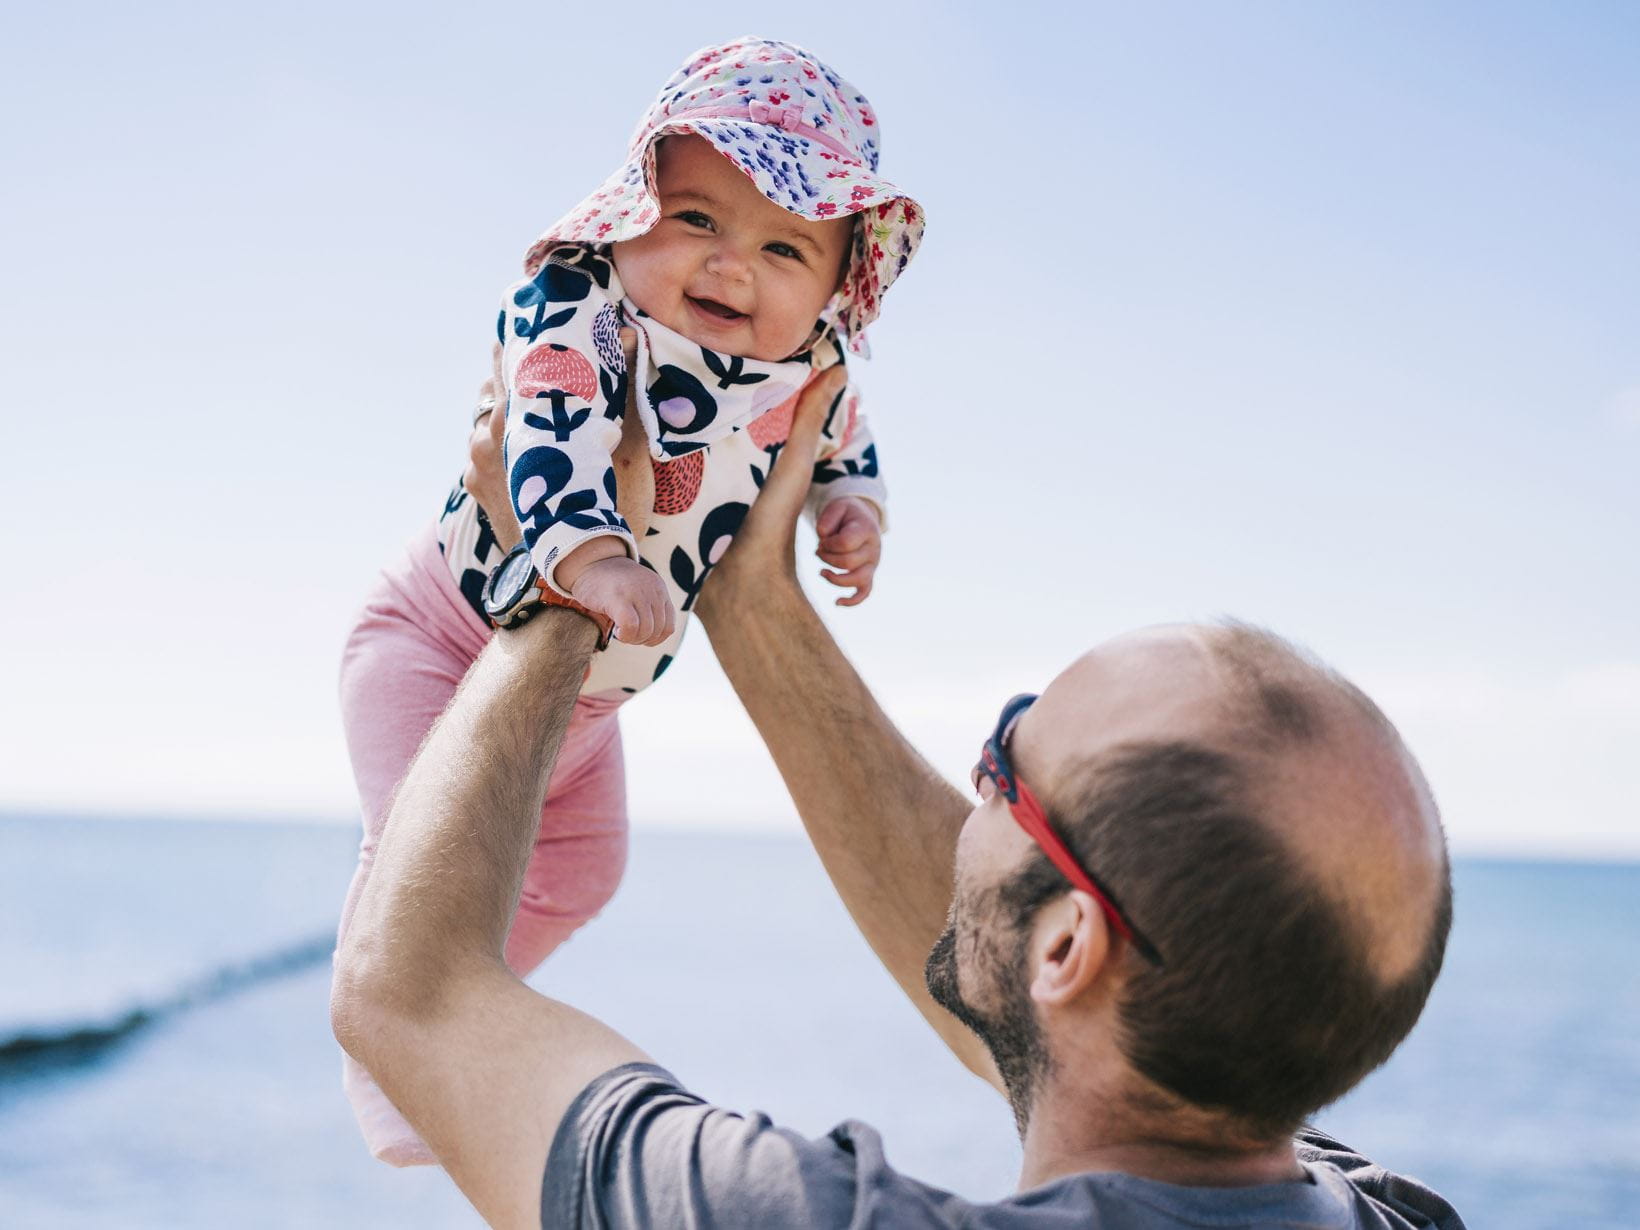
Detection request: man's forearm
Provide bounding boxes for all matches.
[338,609,599,1007]
[701,581,1001,1088]
[331,608,650,1227]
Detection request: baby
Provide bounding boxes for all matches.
[334,36,922,1165]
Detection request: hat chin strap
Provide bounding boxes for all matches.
[788,292,851,360]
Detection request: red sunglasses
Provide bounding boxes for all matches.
[973,694,1165,968]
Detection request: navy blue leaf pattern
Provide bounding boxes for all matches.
[436,241,885,699]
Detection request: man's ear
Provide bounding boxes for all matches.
[1028,892,1112,1007]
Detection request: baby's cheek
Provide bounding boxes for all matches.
[612,239,682,331]
[754,313,813,362]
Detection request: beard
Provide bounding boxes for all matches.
[924,897,1050,1136]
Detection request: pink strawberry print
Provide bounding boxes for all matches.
[747,391,798,449]
[837,390,860,447]
[515,344,598,402]
[652,450,705,516]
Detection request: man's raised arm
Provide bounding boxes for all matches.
[695,374,1003,1095]
[330,604,650,1229]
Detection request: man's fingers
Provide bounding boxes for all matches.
[758,367,846,516]
[463,368,524,550]
[488,398,507,451]
[489,344,507,440]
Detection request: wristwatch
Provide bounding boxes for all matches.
[482,542,614,649]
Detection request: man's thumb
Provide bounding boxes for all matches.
[763,366,843,505]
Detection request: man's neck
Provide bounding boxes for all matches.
[1016,1082,1305,1193]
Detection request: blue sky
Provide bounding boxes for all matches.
[2,2,1635,854]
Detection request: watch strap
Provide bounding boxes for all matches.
[531,579,615,651]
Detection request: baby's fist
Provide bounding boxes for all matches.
[570,556,676,646]
[815,496,882,607]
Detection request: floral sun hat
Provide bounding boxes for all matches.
[523,36,924,356]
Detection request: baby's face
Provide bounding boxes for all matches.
[613,135,854,362]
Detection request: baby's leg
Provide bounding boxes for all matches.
[334,548,627,1167]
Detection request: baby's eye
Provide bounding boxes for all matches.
[765,241,804,262]
[676,211,715,230]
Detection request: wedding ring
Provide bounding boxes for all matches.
[473,395,498,425]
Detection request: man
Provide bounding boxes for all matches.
[331,367,1465,1228]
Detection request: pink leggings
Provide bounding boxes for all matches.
[335,525,628,1165]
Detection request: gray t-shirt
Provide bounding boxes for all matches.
[542,1064,1465,1228]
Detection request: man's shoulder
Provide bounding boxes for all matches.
[544,1066,1466,1230]
[1296,1127,1467,1229]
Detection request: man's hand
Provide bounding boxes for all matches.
[462,355,519,552]
[691,366,844,624]
[815,496,882,606]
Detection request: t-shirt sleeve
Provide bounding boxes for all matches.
[499,245,636,596]
[1295,1127,1468,1229]
[542,1064,966,1229]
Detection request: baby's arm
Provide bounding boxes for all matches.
[499,247,672,645]
[815,496,881,606]
[806,382,887,606]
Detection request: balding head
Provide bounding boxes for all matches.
[1005,621,1452,1141]
[1200,621,1449,983]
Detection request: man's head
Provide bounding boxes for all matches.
[926,622,1452,1144]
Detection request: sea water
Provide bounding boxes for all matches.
[1,815,1636,1228]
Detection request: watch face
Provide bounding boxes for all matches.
[488,548,536,612]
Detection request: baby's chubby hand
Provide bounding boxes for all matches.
[555,538,676,647]
[815,496,882,607]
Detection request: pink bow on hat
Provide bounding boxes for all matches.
[747,99,803,130]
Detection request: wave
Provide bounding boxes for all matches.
[0,934,334,1078]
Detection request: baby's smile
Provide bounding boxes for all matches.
[685,294,749,324]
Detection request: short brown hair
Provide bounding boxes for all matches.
[1007,630,1452,1140]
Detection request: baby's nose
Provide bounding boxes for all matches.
[704,241,753,280]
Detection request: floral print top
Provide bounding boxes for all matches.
[436,243,885,700]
